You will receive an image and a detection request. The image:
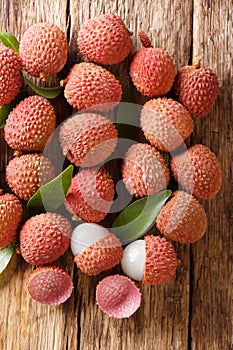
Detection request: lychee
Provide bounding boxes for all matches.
[173,63,218,117]
[65,168,115,223]
[72,223,122,276]
[96,275,141,318]
[156,191,207,243]
[0,191,23,249]
[20,213,71,265]
[61,62,122,111]
[0,46,22,106]
[6,153,55,201]
[4,95,56,152]
[171,144,222,199]
[130,32,175,97]
[77,14,132,65]
[19,22,68,79]
[27,265,73,305]
[122,143,170,197]
[121,235,178,284]
[59,113,118,167]
[140,97,193,151]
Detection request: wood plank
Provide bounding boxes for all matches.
[69,1,193,349]
[191,1,233,349]
[0,2,79,350]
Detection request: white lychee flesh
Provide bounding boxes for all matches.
[71,223,109,256]
[121,240,146,281]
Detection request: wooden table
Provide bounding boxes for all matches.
[0,1,232,349]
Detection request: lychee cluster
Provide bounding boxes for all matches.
[0,13,222,319]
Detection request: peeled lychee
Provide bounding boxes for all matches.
[65,168,114,223]
[72,223,123,276]
[61,62,122,111]
[173,64,218,117]
[59,113,118,167]
[0,191,23,249]
[19,22,68,79]
[130,32,175,97]
[4,95,56,151]
[122,143,170,197]
[96,275,141,318]
[20,213,71,265]
[121,235,178,284]
[27,265,73,305]
[0,46,22,106]
[171,144,222,199]
[156,191,207,243]
[140,97,193,151]
[6,153,55,201]
[77,14,132,65]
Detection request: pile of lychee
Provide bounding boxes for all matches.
[0,14,222,318]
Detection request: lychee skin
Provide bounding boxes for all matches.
[19,22,68,79]
[171,144,222,199]
[27,266,73,305]
[59,113,118,167]
[140,97,193,151]
[122,143,170,197]
[74,233,123,276]
[143,235,178,285]
[0,193,23,249]
[0,46,22,106]
[6,153,55,201]
[173,65,218,117]
[78,14,132,65]
[20,213,71,265]
[65,168,115,223]
[62,62,122,112]
[156,191,207,243]
[130,47,175,97]
[4,96,56,152]
[96,275,141,318]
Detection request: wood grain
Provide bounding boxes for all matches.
[191,1,233,349]
[0,0,232,349]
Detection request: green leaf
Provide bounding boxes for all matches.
[23,76,63,99]
[112,190,172,245]
[0,32,19,53]
[27,165,74,213]
[0,246,15,274]
[0,103,13,128]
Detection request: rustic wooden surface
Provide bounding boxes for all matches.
[0,1,232,349]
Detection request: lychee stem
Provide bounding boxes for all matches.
[13,150,22,158]
[138,31,153,48]
[193,57,202,69]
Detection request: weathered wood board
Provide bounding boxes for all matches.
[0,1,232,349]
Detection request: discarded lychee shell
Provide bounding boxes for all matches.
[96,275,141,318]
[27,266,73,305]
[143,235,178,284]
[74,233,123,276]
